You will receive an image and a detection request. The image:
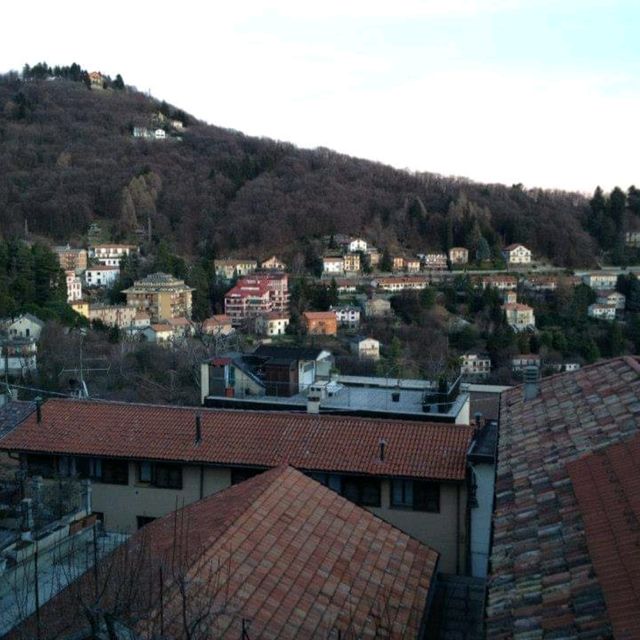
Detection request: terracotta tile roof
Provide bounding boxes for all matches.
[0,398,473,481]
[567,435,640,640]
[503,243,528,251]
[487,356,640,638]
[303,311,336,320]
[501,302,533,311]
[10,466,438,639]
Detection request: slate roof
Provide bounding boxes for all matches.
[0,400,35,440]
[487,356,640,638]
[11,466,438,639]
[0,398,474,481]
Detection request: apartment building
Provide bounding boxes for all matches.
[343,252,361,273]
[0,398,477,574]
[322,255,344,274]
[423,253,448,270]
[123,272,194,322]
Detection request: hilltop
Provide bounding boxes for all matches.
[0,65,637,267]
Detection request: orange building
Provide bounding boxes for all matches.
[302,311,337,336]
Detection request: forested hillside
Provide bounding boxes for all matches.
[0,65,638,266]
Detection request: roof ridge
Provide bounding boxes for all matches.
[37,397,475,430]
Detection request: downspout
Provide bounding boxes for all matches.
[199,465,204,500]
[456,483,461,575]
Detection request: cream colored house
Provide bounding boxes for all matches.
[502,243,532,265]
[255,311,290,336]
[502,303,535,331]
[343,252,361,273]
[448,247,469,264]
[1,399,476,574]
[260,255,286,271]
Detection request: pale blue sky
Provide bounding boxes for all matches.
[2,0,638,192]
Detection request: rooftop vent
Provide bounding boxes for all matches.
[195,414,202,445]
[379,438,387,461]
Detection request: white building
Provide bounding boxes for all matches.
[596,290,625,310]
[154,129,166,140]
[460,354,491,378]
[255,312,290,336]
[333,305,361,329]
[323,256,344,274]
[348,238,368,253]
[502,244,532,265]
[582,273,618,290]
[65,270,83,302]
[89,244,137,267]
[350,337,380,361]
[423,253,448,270]
[512,354,542,373]
[588,304,617,321]
[84,266,120,288]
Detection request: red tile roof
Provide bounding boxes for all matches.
[10,466,438,639]
[567,435,640,640]
[0,399,473,481]
[487,356,640,638]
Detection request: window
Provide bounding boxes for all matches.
[391,479,440,513]
[391,479,413,508]
[76,457,101,480]
[138,461,152,483]
[231,467,263,485]
[154,463,182,489]
[137,515,156,529]
[101,459,129,485]
[309,472,342,493]
[341,477,381,507]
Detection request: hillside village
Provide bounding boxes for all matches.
[2,67,640,639]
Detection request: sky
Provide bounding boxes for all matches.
[1,0,639,193]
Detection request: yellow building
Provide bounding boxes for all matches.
[122,272,194,322]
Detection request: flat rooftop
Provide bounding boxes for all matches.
[206,378,469,422]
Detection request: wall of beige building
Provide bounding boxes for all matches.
[371,480,467,575]
[90,462,466,574]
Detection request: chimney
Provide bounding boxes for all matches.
[474,412,484,430]
[195,414,202,445]
[379,438,386,462]
[523,365,539,401]
[307,393,321,414]
[35,396,42,423]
